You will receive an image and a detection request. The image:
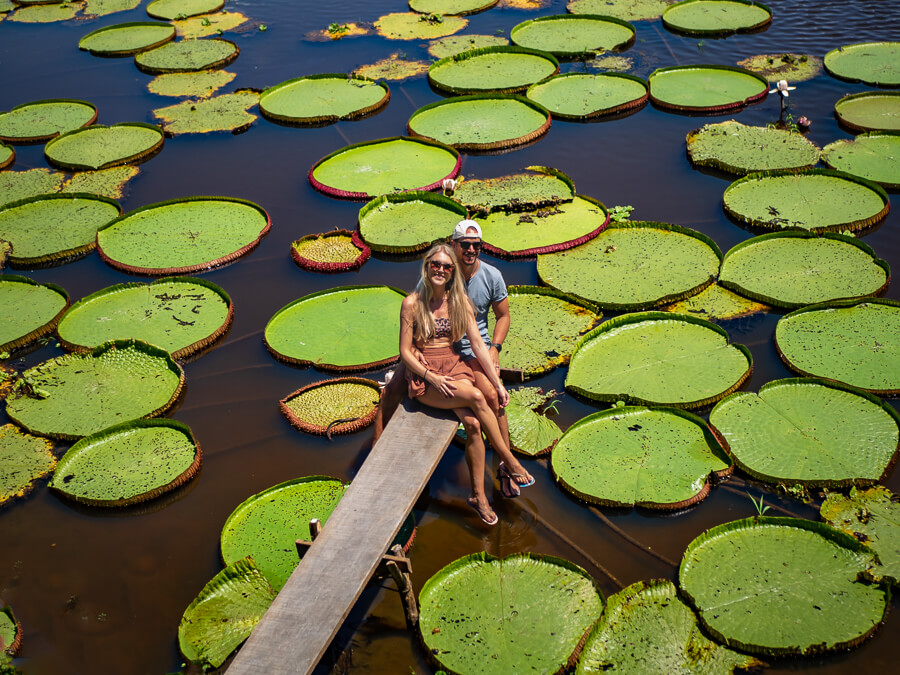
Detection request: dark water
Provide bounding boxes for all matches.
[1,0,898,673]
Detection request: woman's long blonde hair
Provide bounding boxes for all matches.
[412,244,471,343]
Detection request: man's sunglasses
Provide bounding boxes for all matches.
[429,260,454,272]
[457,241,482,251]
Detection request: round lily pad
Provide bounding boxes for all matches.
[775,299,900,395]
[451,165,575,214]
[662,0,772,36]
[566,312,752,409]
[374,11,468,40]
[662,283,767,321]
[649,65,768,112]
[0,99,97,144]
[821,131,900,189]
[0,605,21,655]
[44,123,164,171]
[510,14,635,58]
[0,143,14,171]
[428,46,559,95]
[291,229,370,272]
[146,0,223,20]
[686,120,820,175]
[97,196,270,275]
[259,74,390,125]
[57,277,232,359]
[78,21,176,56]
[153,90,259,135]
[824,41,900,87]
[834,92,900,132]
[49,419,201,506]
[679,517,889,656]
[408,94,551,151]
[736,52,823,83]
[427,34,508,59]
[6,339,184,441]
[709,378,900,487]
[567,0,672,22]
[265,285,405,372]
[309,136,460,200]
[0,275,68,352]
[135,38,239,74]
[7,3,80,23]
[358,191,466,254]
[280,377,380,435]
[722,169,889,233]
[537,221,721,310]
[526,72,648,120]
[0,423,56,508]
[409,0,497,14]
[0,193,121,267]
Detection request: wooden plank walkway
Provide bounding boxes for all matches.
[226,399,459,675]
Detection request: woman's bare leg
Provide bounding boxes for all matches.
[452,408,494,521]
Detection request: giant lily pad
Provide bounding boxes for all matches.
[57,277,232,359]
[265,286,404,371]
[49,418,201,506]
[135,38,239,74]
[152,90,259,135]
[358,191,466,254]
[775,299,900,395]
[309,136,460,200]
[147,0,222,20]
[83,0,142,17]
[822,131,900,189]
[834,92,900,132]
[60,165,139,199]
[44,123,164,171]
[722,169,889,233]
[5,339,184,440]
[78,21,175,55]
[0,605,21,655]
[505,386,562,456]
[280,377,380,436]
[409,0,497,14]
[510,14,635,58]
[0,423,56,508]
[0,99,97,144]
[679,517,888,656]
[7,4,80,24]
[174,11,247,39]
[0,275,68,352]
[686,120,820,174]
[451,165,574,214]
[97,196,270,275]
[566,312,752,408]
[260,74,389,125]
[737,52,823,83]
[147,70,236,98]
[824,41,900,87]
[567,0,673,21]
[662,0,772,36]
[537,221,721,309]
[428,46,559,95]
[427,34,509,59]
[291,229,370,272]
[709,378,900,487]
[649,65,768,112]
[526,72,648,120]
[0,143,13,171]
[353,53,430,81]
[0,168,65,206]
[420,552,603,674]
[374,12,467,40]
[662,283,767,321]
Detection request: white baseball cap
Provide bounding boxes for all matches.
[452,219,482,240]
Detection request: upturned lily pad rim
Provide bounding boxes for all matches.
[821,131,900,189]
[510,14,637,59]
[408,0,499,15]
[96,195,271,275]
[78,21,177,56]
[834,92,900,133]
[49,418,201,507]
[56,276,233,359]
[648,64,769,112]
[0,274,69,353]
[0,143,14,171]
[661,0,773,36]
[428,45,560,95]
[685,121,821,175]
[1,605,21,655]
[134,38,240,74]
[259,73,390,126]
[291,229,371,272]
[824,41,900,88]
[0,98,99,144]
[44,122,165,171]
[279,377,381,435]
[526,72,649,120]
[357,190,467,254]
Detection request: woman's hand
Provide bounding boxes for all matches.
[495,383,509,408]
[429,372,458,398]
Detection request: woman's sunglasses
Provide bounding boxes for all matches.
[458,241,482,251]
[429,260,454,273]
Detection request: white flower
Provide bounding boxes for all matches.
[769,79,796,97]
[441,178,458,193]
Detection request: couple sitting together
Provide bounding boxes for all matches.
[374,220,534,526]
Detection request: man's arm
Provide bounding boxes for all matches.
[489,297,510,369]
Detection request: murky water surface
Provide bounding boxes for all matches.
[1,0,898,673]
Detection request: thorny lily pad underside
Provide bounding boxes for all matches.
[291,230,370,272]
[280,377,381,435]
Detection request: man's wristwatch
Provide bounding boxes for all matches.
[490,342,503,352]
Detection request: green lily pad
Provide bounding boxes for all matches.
[7,3,81,23]
[834,92,900,132]
[709,378,900,487]
[821,131,900,189]
[824,41,900,87]
[662,282,767,320]
[374,11,467,40]
[78,21,175,56]
[686,120,820,175]
[649,65,768,112]
[427,33,509,59]
[146,0,223,20]
[451,166,574,215]
[152,90,259,135]
[506,386,562,456]
[537,221,721,310]
[420,552,603,674]
[662,0,772,36]
[147,70,236,98]
[679,517,888,656]
[0,423,56,508]
[6,339,184,441]
[57,277,232,359]
[526,72,648,120]
[291,229,370,272]
[736,52,823,83]
[718,231,889,309]
[265,285,405,372]
[260,74,389,125]
[96,196,270,275]
[567,0,673,22]
[510,14,635,58]
[410,0,497,13]
[0,275,68,352]
[135,38,239,74]
[0,144,13,171]
[174,11,247,39]
[358,191,466,254]
[60,166,139,199]
[49,418,201,506]
[576,579,763,674]
[566,312,752,408]
[429,46,559,95]
[0,168,65,205]
[353,54,430,81]
[775,299,900,395]
[44,123,164,171]
[82,0,141,18]
[280,377,381,435]
[0,0,14,12]
[0,605,21,655]
[0,193,121,267]
[178,557,276,669]
[0,99,97,144]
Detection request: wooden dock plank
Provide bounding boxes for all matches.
[226,400,459,675]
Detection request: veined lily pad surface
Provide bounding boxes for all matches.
[510,15,635,58]
[552,406,731,509]
[291,229,370,272]
[679,517,888,656]
[686,120,820,174]
[775,299,900,394]
[7,3,80,23]
[567,0,673,22]
[83,0,143,17]
[662,0,772,35]
[147,0,223,20]
[0,143,14,170]
[78,21,175,55]
[663,283,767,320]
[0,604,20,655]
[526,72,648,119]
[409,0,498,14]
[353,53,430,81]
[722,169,889,232]
[280,377,380,435]
[834,92,900,132]
[737,52,823,83]
[0,275,68,352]
[97,196,270,275]
[0,99,97,143]
[259,74,389,125]
[427,34,508,59]
[822,132,900,188]
[5,339,184,440]
[265,285,404,371]
[419,552,603,675]
[824,41,900,87]
[374,12,467,40]
[61,165,138,199]
[718,231,889,309]
[0,423,56,508]
[358,191,466,254]
[309,136,460,200]
[428,46,559,95]
[49,419,201,506]
[57,277,232,359]
[147,70,236,98]
[566,312,752,408]
[576,579,763,674]
[710,378,900,486]
[174,11,248,39]
[451,165,574,214]
[44,123,164,171]
[649,65,768,112]
[506,386,562,456]
[152,90,259,135]
[135,38,239,74]
[537,221,720,309]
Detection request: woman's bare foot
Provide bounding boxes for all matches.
[467,496,498,525]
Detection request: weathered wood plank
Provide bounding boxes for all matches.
[225,400,458,675]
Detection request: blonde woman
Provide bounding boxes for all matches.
[400,244,534,525]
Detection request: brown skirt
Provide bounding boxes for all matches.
[406,344,475,398]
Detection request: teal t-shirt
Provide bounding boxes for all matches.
[459,261,507,359]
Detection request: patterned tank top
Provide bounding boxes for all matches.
[433,317,452,339]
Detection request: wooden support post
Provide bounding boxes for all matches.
[386,544,418,626]
[310,518,322,540]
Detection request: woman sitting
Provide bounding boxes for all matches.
[400,243,534,526]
